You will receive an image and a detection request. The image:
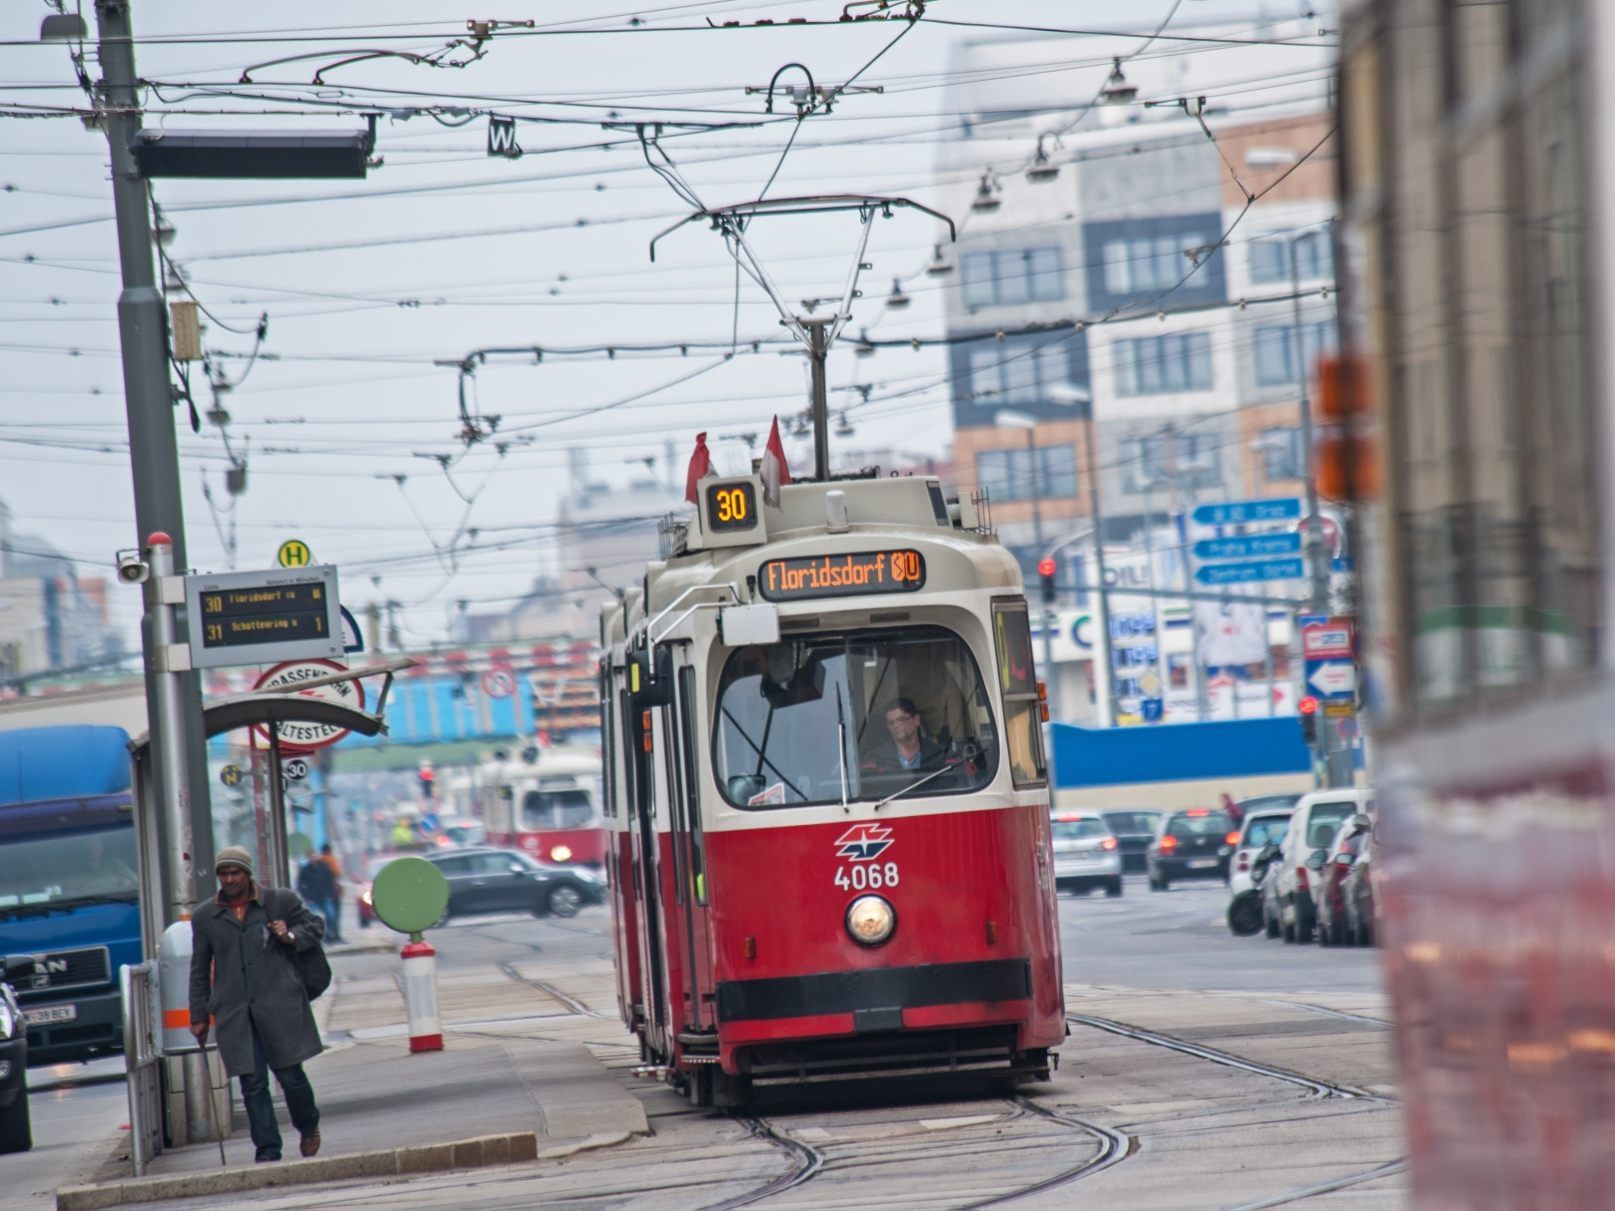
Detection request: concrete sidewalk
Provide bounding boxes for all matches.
[57,939,648,1210]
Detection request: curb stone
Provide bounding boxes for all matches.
[55,1132,540,1211]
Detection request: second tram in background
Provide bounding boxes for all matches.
[600,471,1063,1105]
[476,747,606,868]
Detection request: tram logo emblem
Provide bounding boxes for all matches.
[834,824,894,862]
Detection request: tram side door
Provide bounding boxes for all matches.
[623,692,671,1059]
[665,663,715,1033]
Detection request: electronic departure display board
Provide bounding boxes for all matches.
[705,480,758,533]
[758,550,926,602]
[185,565,344,669]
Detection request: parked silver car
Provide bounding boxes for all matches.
[1051,813,1123,897]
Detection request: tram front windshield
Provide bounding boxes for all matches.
[713,626,998,809]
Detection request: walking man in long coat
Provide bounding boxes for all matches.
[189,846,325,1163]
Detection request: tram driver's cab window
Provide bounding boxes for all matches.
[713,626,999,809]
[520,784,595,830]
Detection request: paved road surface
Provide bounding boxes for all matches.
[1057,871,1383,992]
[12,873,1394,1208]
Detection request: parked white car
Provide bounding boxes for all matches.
[1229,808,1293,899]
[1050,812,1123,897]
[1268,788,1375,943]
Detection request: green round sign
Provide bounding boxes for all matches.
[370,857,449,937]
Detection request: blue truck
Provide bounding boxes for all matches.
[0,725,141,1066]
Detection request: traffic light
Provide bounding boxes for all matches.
[1036,556,1057,605]
[1297,695,1319,746]
[417,763,436,801]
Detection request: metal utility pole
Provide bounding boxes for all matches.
[804,316,833,480]
[1083,411,1118,726]
[1164,425,1211,720]
[1024,428,1059,717]
[95,0,215,893]
[1289,233,1329,614]
[1290,227,1353,787]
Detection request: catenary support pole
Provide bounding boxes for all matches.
[95,0,216,906]
[804,316,833,481]
[1083,412,1117,726]
[1290,227,1352,787]
[144,532,212,1143]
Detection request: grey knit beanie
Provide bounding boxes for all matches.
[214,845,254,876]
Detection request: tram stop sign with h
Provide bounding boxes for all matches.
[370,857,449,940]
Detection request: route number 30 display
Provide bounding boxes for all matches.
[834,862,900,891]
[705,481,757,533]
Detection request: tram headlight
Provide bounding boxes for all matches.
[845,895,896,947]
[549,845,573,863]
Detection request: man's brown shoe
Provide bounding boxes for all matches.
[300,1128,321,1157]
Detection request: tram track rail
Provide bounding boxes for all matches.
[967,1095,1133,1206]
[705,1114,826,1210]
[1066,1012,1382,1101]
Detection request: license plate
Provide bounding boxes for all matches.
[24,1004,76,1025]
[1187,858,1218,870]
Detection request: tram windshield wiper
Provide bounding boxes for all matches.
[835,685,851,811]
[872,763,954,812]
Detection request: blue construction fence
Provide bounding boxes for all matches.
[1051,716,1343,789]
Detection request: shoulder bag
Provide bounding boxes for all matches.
[266,888,333,1001]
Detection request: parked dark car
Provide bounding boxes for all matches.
[1342,817,1377,946]
[0,955,33,1153]
[1100,809,1162,874]
[1147,808,1236,890]
[426,847,605,921]
[1312,817,1370,946]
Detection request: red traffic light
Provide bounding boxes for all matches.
[1036,557,1057,578]
[1297,695,1319,716]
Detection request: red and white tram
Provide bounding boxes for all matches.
[477,748,606,868]
[1340,3,1615,1204]
[600,472,1064,1105]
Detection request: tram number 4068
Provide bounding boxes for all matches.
[834,862,901,891]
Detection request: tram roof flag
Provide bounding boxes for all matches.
[761,416,792,507]
[684,431,712,504]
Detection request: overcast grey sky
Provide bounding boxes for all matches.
[0,1,1333,648]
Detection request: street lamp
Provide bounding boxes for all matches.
[1050,384,1118,726]
[1285,221,1335,617]
[994,410,1060,720]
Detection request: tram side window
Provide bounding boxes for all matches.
[992,601,1047,787]
[712,625,998,809]
[521,787,595,830]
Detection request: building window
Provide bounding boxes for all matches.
[1114,332,1214,396]
[1130,432,1219,490]
[962,333,1082,408]
[1102,234,1212,294]
[1085,214,1227,312]
[1249,229,1333,285]
[960,246,1065,309]
[1253,320,1337,386]
[976,445,1079,503]
[1259,427,1303,480]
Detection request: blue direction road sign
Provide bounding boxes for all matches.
[1305,658,1357,700]
[1193,532,1303,561]
[1193,497,1302,526]
[1193,557,1306,586]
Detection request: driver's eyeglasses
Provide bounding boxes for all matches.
[885,713,915,727]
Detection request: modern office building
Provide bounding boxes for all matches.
[924,24,1337,722]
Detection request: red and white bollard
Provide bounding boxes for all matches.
[400,939,442,1053]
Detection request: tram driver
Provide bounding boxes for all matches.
[870,697,948,773]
